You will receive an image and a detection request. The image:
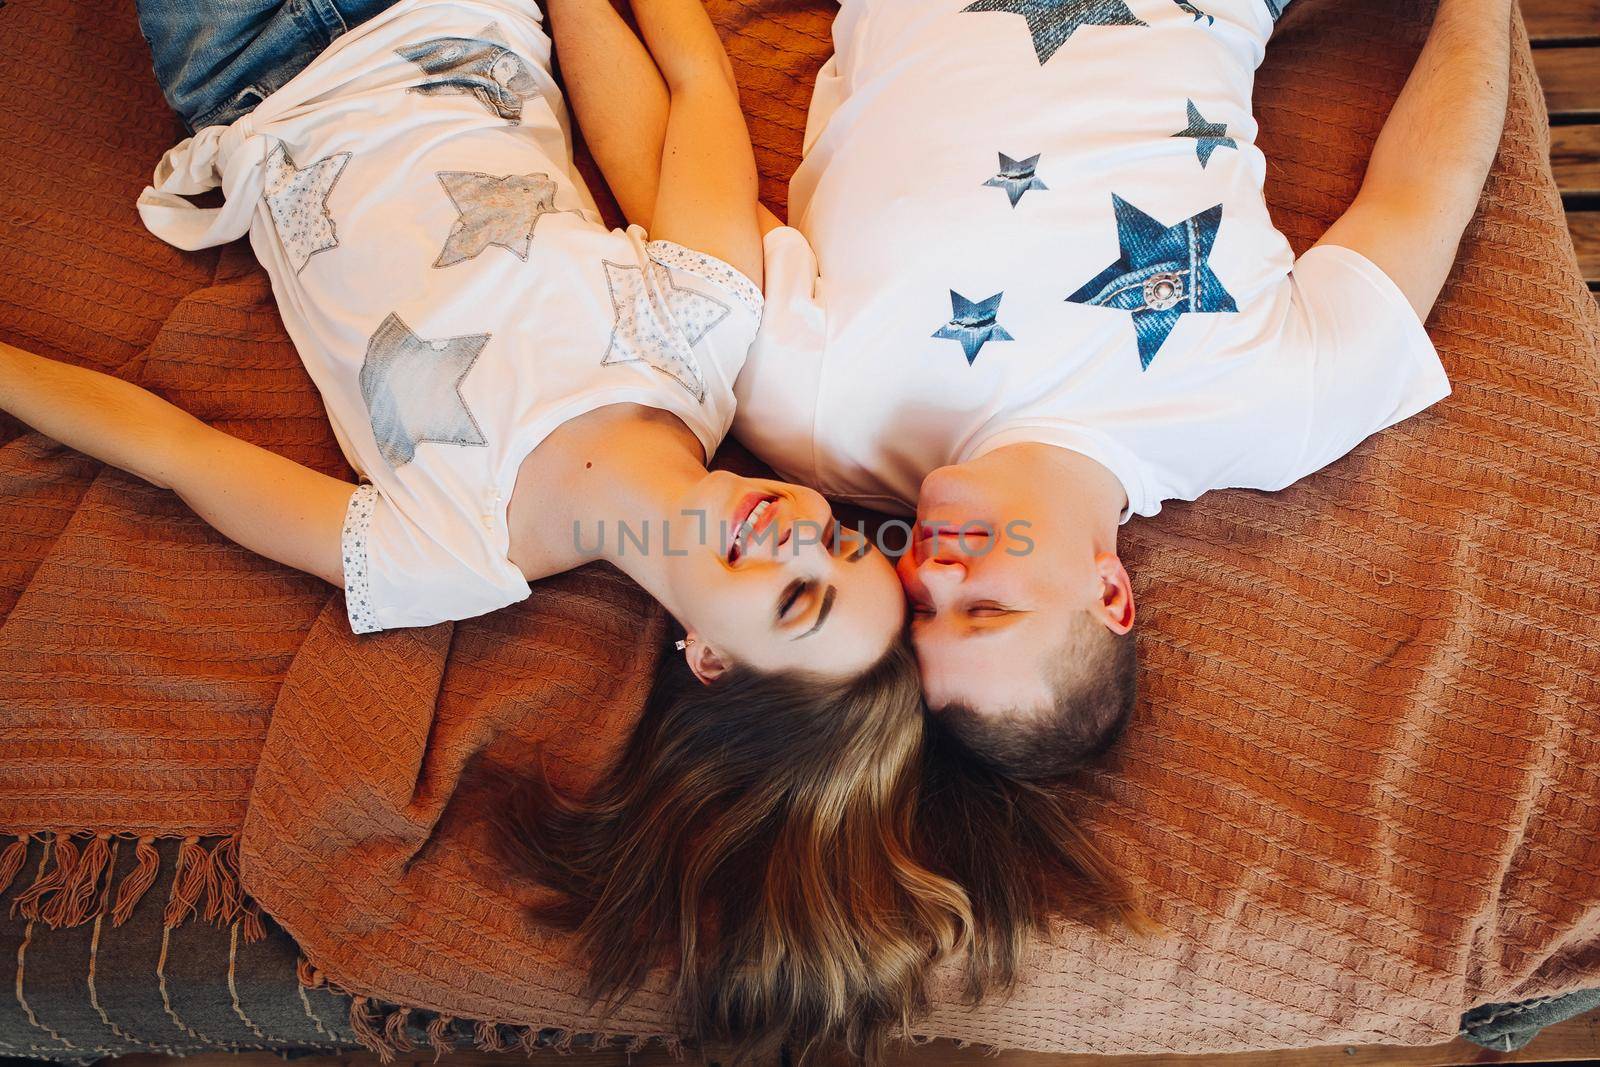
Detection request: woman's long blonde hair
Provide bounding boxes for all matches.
[502,639,971,1063]
[502,637,1147,1062]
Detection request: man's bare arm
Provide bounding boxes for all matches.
[1317,0,1513,321]
[547,0,670,230]
[630,0,764,285]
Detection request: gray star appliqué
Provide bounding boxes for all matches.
[1173,100,1237,168]
[396,23,541,124]
[262,141,350,273]
[601,261,728,402]
[1172,0,1215,23]
[359,313,489,468]
[984,152,1049,208]
[434,171,564,267]
[933,290,1014,365]
[961,0,1146,65]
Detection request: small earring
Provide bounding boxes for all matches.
[675,639,690,651]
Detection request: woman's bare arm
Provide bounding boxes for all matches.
[0,341,352,586]
[1316,0,1513,321]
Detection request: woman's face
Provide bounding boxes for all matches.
[663,471,907,680]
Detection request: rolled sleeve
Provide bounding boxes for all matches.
[1280,243,1451,486]
[340,483,529,635]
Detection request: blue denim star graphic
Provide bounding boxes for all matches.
[984,152,1050,208]
[961,0,1145,65]
[1265,0,1293,20]
[1173,100,1236,168]
[933,290,1014,365]
[396,23,541,124]
[1066,195,1238,371]
[1172,1,1215,24]
[359,313,490,467]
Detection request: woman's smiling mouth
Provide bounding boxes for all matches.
[728,494,781,564]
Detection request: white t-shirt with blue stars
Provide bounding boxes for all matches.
[138,0,762,634]
[735,0,1448,518]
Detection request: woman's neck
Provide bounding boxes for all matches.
[506,404,706,597]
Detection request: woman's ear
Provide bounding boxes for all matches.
[684,636,731,686]
[1092,551,1135,635]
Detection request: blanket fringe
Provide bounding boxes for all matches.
[163,835,209,927]
[331,999,678,1064]
[288,969,682,1063]
[4,838,701,1065]
[203,835,245,926]
[516,1024,545,1055]
[44,832,110,927]
[243,903,268,943]
[111,836,159,926]
[426,1013,456,1061]
[1,831,264,938]
[11,833,78,921]
[349,995,394,1063]
[384,1006,418,1053]
[0,834,28,898]
[298,956,327,988]
[473,1019,507,1053]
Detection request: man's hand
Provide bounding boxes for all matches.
[1317,0,1514,321]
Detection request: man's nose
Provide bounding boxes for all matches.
[918,554,968,596]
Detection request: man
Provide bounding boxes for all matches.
[734,0,1511,778]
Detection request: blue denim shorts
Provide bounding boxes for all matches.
[138,0,400,131]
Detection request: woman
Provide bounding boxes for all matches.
[0,0,966,1058]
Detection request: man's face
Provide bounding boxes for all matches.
[897,458,1097,713]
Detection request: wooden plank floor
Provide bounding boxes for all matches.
[88,1007,1600,1067]
[1525,0,1600,307]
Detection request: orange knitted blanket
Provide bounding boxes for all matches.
[1,0,1598,1056]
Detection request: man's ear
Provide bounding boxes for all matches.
[684,636,732,686]
[1092,551,1135,635]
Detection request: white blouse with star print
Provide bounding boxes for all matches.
[735,0,1447,518]
[136,0,762,634]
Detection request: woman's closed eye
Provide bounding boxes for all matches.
[777,579,810,622]
[778,580,839,637]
